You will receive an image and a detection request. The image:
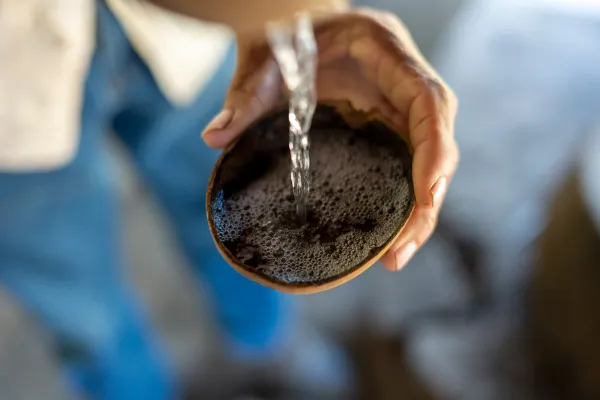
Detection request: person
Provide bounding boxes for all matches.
[0,0,458,399]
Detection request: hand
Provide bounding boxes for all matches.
[202,8,459,271]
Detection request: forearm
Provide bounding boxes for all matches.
[147,0,348,33]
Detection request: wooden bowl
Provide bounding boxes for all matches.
[206,102,415,294]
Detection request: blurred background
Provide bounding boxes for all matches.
[3,0,600,399]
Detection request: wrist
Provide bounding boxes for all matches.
[235,0,349,45]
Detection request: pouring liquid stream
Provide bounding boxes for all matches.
[267,13,317,224]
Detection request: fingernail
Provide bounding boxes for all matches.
[395,241,417,270]
[430,176,447,207]
[202,109,233,136]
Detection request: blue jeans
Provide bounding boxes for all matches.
[0,3,290,399]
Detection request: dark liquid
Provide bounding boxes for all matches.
[210,105,414,286]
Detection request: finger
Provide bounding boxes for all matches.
[356,40,458,207]
[380,204,439,271]
[409,89,459,208]
[202,55,282,149]
[345,14,459,208]
[380,92,457,272]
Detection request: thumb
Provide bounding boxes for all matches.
[202,56,282,149]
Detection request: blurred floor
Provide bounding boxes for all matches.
[350,329,435,400]
[532,129,600,399]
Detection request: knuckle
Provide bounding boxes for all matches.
[446,144,460,177]
[448,87,458,106]
[445,145,459,177]
[446,87,459,115]
[228,86,254,109]
[230,72,256,94]
[419,74,453,102]
[427,78,449,102]
[422,79,459,119]
[422,212,439,237]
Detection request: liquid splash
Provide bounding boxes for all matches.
[267,13,317,224]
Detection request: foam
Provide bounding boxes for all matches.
[209,105,414,286]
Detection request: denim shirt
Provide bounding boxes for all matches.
[0,0,233,171]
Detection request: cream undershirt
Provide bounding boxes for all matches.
[0,0,233,171]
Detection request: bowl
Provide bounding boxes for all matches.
[207,102,415,294]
